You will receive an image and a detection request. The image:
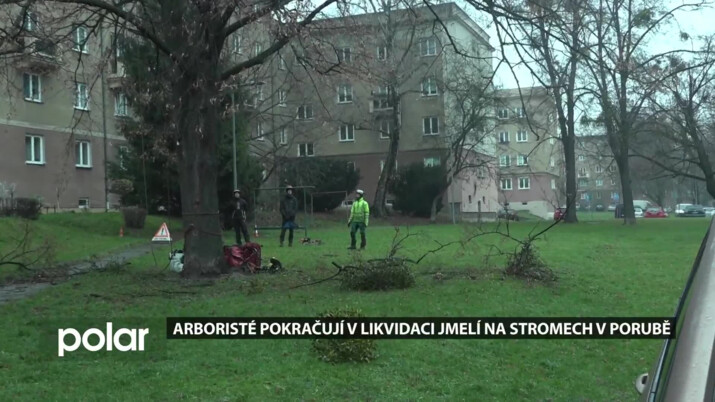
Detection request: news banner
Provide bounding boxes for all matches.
[166,317,675,339]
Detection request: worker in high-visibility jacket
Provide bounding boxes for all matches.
[348,189,370,250]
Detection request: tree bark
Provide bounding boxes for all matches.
[372,92,400,218]
[614,149,636,225]
[430,180,451,223]
[562,132,578,222]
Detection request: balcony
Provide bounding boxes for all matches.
[107,60,127,89]
[11,38,61,73]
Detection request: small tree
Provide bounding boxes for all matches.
[389,163,448,217]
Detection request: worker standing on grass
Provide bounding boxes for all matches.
[232,189,250,245]
[279,185,298,247]
[347,189,370,250]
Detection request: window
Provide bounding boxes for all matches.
[611,178,616,186]
[76,140,91,167]
[578,154,585,161]
[114,93,128,116]
[516,130,528,142]
[339,124,355,142]
[338,84,353,103]
[278,54,286,70]
[477,167,486,179]
[518,177,530,190]
[424,157,441,167]
[551,179,556,190]
[517,154,528,166]
[611,192,619,200]
[347,161,356,171]
[596,179,603,187]
[279,90,287,106]
[75,82,89,110]
[254,43,262,56]
[373,86,392,109]
[595,192,602,199]
[379,119,391,139]
[423,117,439,135]
[73,25,89,53]
[514,107,526,118]
[298,143,314,157]
[420,37,437,56]
[608,165,616,172]
[23,11,38,32]
[578,178,587,188]
[497,109,509,119]
[25,135,44,164]
[256,122,264,141]
[337,47,351,63]
[498,132,509,143]
[377,45,387,60]
[550,157,555,168]
[421,77,438,96]
[579,167,587,177]
[549,137,556,145]
[500,178,512,190]
[78,198,90,209]
[119,146,129,170]
[595,165,603,173]
[297,104,313,120]
[381,160,398,171]
[279,128,288,145]
[23,73,41,102]
[499,155,511,167]
[581,193,588,200]
[232,35,242,54]
[255,85,264,101]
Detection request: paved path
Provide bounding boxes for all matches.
[0,241,175,305]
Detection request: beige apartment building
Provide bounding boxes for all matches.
[260,3,502,218]
[0,5,127,211]
[494,87,563,217]
[575,134,622,208]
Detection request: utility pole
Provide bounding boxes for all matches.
[232,91,237,190]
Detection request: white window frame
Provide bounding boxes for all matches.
[76,140,92,168]
[424,157,441,167]
[78,198,90,209]
[499,155,510,167]
[514,107,526,118]
[298,143,314,157]
[377,45,387,60]
[498,132,509,143]
[518,177,530,190]
[516,130,528,142]
[550,157,555,168]
[423,116,439,135]
[379,119,391,139]
[497,109,509,119]
[611,192,619,199]
[297,104,313,120]
[279,128,288,145]
[75,82,89,110]
[338,84,353,103]
[421,77,438,96]
[23,73,41,102]
[337,47,351,63]
[373,86,392,110]
[119,145,129,170]
[114,92,128,116]
[25,135,44,164]
[578,154,585,161]
[278,54,286,70]
[596,179,603,187]
[232,35,242,54]
[339,124,355,142]
[24,11,38,32]
[73,25,89,53]
[421,37,437,56]
[380,160,398,172]
[278,90,287,107]
[595,165,603,173]
[549,137,556,145]
[517,154,528,166]
[579,167,587,177]
[608,165,616,172]
[256,122,264,141]
[578,178,587,188]
[551,179,556,190]
[581,193,588,200]
[500,178,512,191]
[254,43,262,57]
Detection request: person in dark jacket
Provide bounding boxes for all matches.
[279,185,299,247]
[232,189,250,245]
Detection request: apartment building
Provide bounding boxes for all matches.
[265,3,501,218]
[0,5,126,211]
[573,135,622,208]
[494,87,563,217]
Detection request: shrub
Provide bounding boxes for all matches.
[14,197,41,220]
[121,206,147,229]
[312,307,377,363]
[279,157,360,211]
[389,163,448,217]
[341,258,416,291]
[504,242,558,283]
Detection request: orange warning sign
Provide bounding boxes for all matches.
[152,222,172,242]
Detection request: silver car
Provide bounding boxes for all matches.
[635,217,715,400]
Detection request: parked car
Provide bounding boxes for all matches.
[607,204,616,212]
[704,207,715,217]
[634,217,715,400]
[595,204,605,212]
[674,203,693,217]
[554,207,565,221]
[497,207,519,221]
[634,207,644,218]
[679,205,706,217]
[644,207,668,218]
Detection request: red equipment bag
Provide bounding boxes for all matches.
[224,242,262,273]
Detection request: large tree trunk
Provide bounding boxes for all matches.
[176,62,225,277]
[562,127,578,223]
[372,94,400,218]
[615,152,636,225]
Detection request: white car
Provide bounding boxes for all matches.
[705,207,715,217]
[635,207,644,218]
[675,203,693,216]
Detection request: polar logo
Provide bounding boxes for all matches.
[58,322,149,357]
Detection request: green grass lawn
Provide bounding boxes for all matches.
[0,212,182,282]
[0,217,711,401]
